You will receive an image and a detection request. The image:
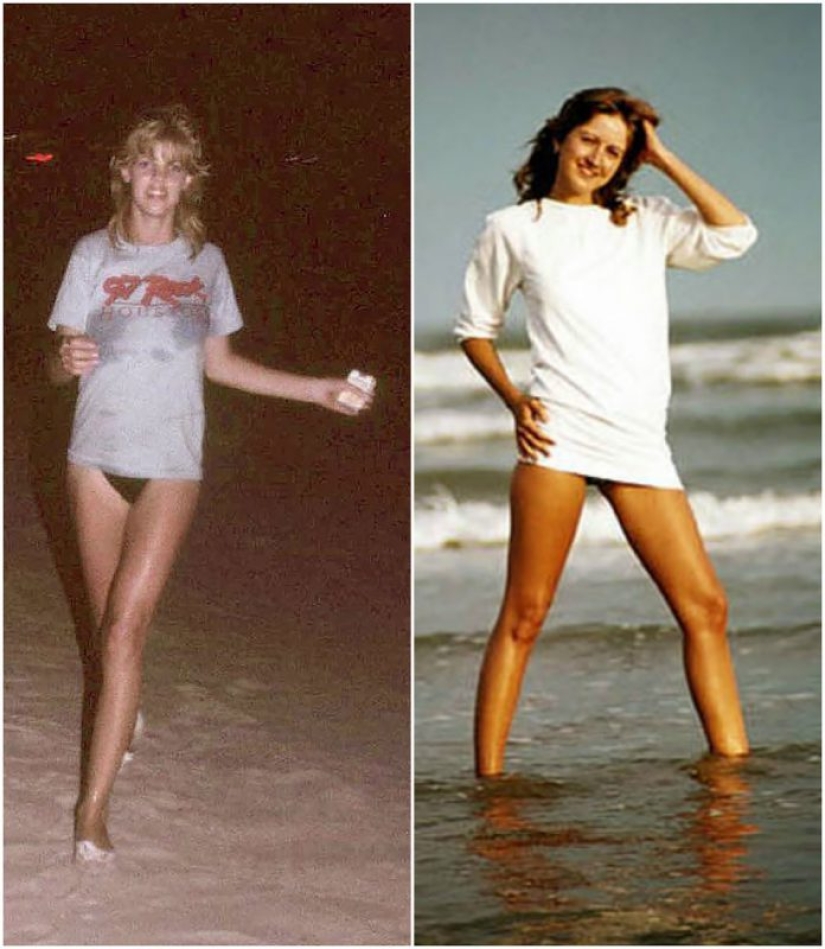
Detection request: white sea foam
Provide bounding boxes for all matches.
[415,348,531,393]
[670,330,821,386]
[416,408,512,444]
[415,329,821,394]
[415,486,821,551]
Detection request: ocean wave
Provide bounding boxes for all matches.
[415,348,530,393]
[414,621,819,647]
[671,330,821,386]
[415,397,820,446]
[415,486,821,551]
[416,408,511,444]
[415,329,821,394]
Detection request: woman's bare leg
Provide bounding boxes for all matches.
[67,466,131,626]
[69,467,200,850]
[66,465,130,795]
[475,465,587,777]
[600,483,749,756]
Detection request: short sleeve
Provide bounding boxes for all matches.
[47,239,94,332]
[208,248,244,337]
[455,213,523,342]
[640,196,758,272]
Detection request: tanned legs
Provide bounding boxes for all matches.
[600,483,749,757]
[474,470,749,777]
[475,465,587,777]
[68,464,200,852]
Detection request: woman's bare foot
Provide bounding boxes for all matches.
[74,800,114,861]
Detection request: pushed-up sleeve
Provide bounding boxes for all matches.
[47,238,95,332]
[207,248,244,336]
[644,196,758,272]
[455,213,522,341]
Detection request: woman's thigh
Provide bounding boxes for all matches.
[502,464,587,613]
[599,483,724,626]
[104,479,201,628]
[67,464,130,625]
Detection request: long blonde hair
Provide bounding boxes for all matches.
[108,105,210,257]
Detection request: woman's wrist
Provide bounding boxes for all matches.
[48,353,72,385]
[504,390,530,414]
[308,376,333,406]
[649,145,678,176]
[48,334,77,385]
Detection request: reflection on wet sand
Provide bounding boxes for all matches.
[469,756,762,944]
[680,754,760,896]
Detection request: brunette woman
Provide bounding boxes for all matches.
[456,88,757,777]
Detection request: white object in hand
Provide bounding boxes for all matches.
[337,369,376,410]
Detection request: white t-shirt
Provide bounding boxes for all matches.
[455,196,758,487]
[48,230,244,479]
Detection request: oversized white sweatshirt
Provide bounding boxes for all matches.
[456,196,758,486]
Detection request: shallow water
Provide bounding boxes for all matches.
[415,551,821,944]
[415,623,820,945]
[416,746,820,946]
[415,310,821,944]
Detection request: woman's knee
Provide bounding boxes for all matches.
[501,595,553,646]
[101,605,153,666]
[682,581,729,636]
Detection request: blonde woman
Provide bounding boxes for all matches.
[456,88,757,777]
[49,106,374,861]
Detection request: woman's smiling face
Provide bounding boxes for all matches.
[550,112,630,204]
[120,141,192,224]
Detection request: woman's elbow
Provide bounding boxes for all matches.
[203,338,236,386]
[204,355,237,387]
[204,361,225,385]
[46,354,74,386]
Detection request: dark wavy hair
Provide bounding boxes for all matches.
[514,87,660,226]
[108,105,210,257]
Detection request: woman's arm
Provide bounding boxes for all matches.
[461,337,552,461]
[641,121,748,227]
[48,326,99,385]
[204,335,373,415]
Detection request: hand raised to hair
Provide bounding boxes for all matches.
[639,120,675,172]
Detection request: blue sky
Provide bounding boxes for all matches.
[414,3,821,338]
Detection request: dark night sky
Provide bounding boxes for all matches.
[5,4,411,594]
[5,4,410,481]
[5,3,410,369]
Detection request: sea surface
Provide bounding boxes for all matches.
[414,313,821,944]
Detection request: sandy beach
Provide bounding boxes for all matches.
[4,377,411,945]
[5,8,411,940]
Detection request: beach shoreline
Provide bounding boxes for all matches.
[5,385,411,946]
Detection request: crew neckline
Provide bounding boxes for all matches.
[123,234,187,254]
[539,197,607,212]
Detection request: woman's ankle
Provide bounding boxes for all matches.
[74,798,112,848]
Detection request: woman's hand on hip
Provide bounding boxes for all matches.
[512,396,553,461]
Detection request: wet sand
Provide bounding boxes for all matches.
[4,385,410,945]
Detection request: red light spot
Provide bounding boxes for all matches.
[25,153,54,164]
